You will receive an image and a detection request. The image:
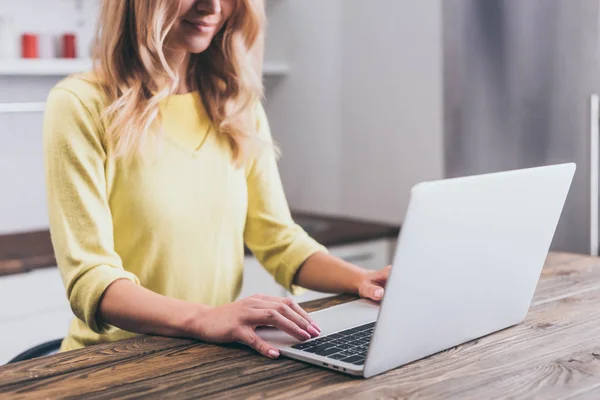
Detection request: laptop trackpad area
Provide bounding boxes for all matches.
[256,299,380,348]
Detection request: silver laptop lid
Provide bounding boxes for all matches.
[364,163,575,378]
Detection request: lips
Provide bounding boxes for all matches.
[183,20,219,31]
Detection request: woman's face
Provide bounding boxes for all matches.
[169,0,235,54]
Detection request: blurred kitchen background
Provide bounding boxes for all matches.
[0,0,442,235]
[1,0,599,363]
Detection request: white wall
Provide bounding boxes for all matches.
[264,0,343,215]
[271,0,444,224]
[339,0,444,224]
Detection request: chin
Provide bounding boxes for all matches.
[183,38,214,54]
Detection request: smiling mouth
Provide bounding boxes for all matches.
[183,20,219,33]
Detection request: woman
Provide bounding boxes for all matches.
[43,0,390,359]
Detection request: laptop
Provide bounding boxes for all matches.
[256,163,576,378]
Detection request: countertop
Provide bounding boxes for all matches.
[1,252,600,399]
[0,212,400,277]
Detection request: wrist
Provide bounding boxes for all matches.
[350,267,369,295]
[177,302,213,339]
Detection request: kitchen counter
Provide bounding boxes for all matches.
[0,230,55,276]
[0,212,399,277]
[1,252,600,399]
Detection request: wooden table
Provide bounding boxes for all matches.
[2,252,600,399]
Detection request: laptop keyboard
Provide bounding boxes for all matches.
[291,322,375,365]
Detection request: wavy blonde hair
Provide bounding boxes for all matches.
[91,0,266,165]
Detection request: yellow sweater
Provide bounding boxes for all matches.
[43,76,326,351]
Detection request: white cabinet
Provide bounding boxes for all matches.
[328,239,392,272]
[2,308,72,364]
[0,268,72,365]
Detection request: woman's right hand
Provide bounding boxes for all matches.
[195,294,322,359]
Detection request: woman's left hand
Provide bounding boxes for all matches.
[356,265,392,301]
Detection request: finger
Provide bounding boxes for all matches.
[372,265,392,284]
[248,309,312,341]
[284,299,322,333]
[361,283,385,301]
[238,328,281,359]
[377,265,392,278]
[256,301,319,337]
[254,295,321,332]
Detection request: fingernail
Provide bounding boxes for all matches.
[311,321,322,332]
[299,329,311,340]
[268,349,280,358]
[375,288,384,298]
[307,325,320,337]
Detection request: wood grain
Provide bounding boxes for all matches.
[534,252,600,305]
[0,336,194,388]
[298,293,358,313]
[565,382,600,400]
[1,253,600,400]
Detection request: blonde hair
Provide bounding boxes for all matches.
[91,0,266,164]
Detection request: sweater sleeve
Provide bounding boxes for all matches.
[243,103,328,294]
[43,86,140,334]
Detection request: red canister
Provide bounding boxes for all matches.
[62,33,76,58]
[21,33,39,58]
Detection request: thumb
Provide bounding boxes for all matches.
[376,265,392,279]
[362,283,385,301]
[243,329,281,359]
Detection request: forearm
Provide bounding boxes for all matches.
[97,279,322,360]
[293,251,367,294]
[96,279,209,338]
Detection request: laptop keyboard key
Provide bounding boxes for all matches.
[340,355,364,364]
[329,353,347,360]
[311,337,333,346]
[334,339,352,345]
[291,342,315,350]
[333,343,352,350]
[314,347,343,357]
[305,343,337,354]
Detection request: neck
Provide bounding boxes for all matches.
[165,50,193,94]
